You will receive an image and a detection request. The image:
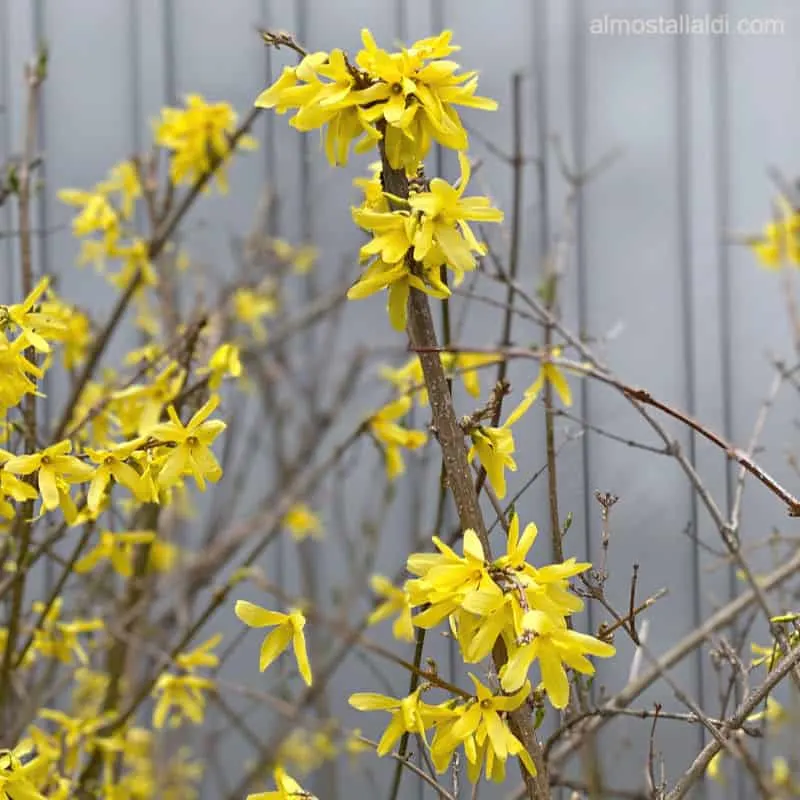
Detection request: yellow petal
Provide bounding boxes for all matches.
[234,600,286,628]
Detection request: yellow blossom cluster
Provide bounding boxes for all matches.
[58,93,257,323]
[255,29,502,330]
[7,713,204,799]
[358,515,614,782]
[2,630,219,797]
[256,30,495,173]
[372,347,573,494]
[0,55,338,800]
[154,93,258,192]
[348,149,502,331]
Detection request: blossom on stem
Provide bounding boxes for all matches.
[235,600,312,686]
[366,396,427,479]
[467,394,533,499]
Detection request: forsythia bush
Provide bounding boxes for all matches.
[0,28,615,800]
[7,23,796,800]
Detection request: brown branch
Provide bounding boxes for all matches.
[0,52,45,730]
[621,384,800,516]
[544,546,800,771]
[665,641,800,800]
[378,140,548,799]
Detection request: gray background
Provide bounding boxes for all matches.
[2,1,800,798]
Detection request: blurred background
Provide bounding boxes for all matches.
[3,0,800,798]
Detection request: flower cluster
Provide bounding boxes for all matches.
[254,30,503,331]
[154,93,258,192]
[256,30,495,173]
[348,150,502,331]
[0,54,332,800]
[356,515,614,781]
[8,712,204,798]
[152,634,222,729]
[59,93,258,339]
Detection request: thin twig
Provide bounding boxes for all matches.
[665,641,800,800]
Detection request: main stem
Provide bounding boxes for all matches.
[380,151,549,798]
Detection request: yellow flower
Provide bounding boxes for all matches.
[256,50,380,168]
[0,452,39,519]
[30,598,104,665]
[748,197,800,268]
[707,750,724,783]
[5,276,62,353]
[344,729,372,761]
[430,674,535,784]
[771,756,793,789]
[0,331,43,414]
[283,503,323,541]
[348,686,433,755]
[37,297,91,371]
[467,394,533,499]
[352,206,417,264]
[70,668,110,718]
[278,727,337,776]
[355,29,496,170]
[255,57,325,114]
[176,634,222,672]
[4,440,93,512]
[152,673,215,729]
[112,362,185,437]
[747,696,786,725]
[347,253,449,331]
[58,187,120,245]
[74,530,156,578]
[409,152,503,279]
[109,238,159,291]
[406,529,493,627]
[154,94,257,193]
[255,29,496,173]
[84,438,149,512]
[354,162,389,212]
[246,767,316,800]
[366,395,427,479]
[148,537,179,573]
[367,575,415,642]
[355,30,420,126]
[148,395,226,491]
[0,747,47,800]
[234,600,312,686]
[500,609,615,705]
[233,286,277,342]
[200,343,242,390]
[525,346,572,407]
[452,351,502,398]
[105,160,141,219]
[271,238,318,274]
[379,355,430,406]
[751,641,780,669]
